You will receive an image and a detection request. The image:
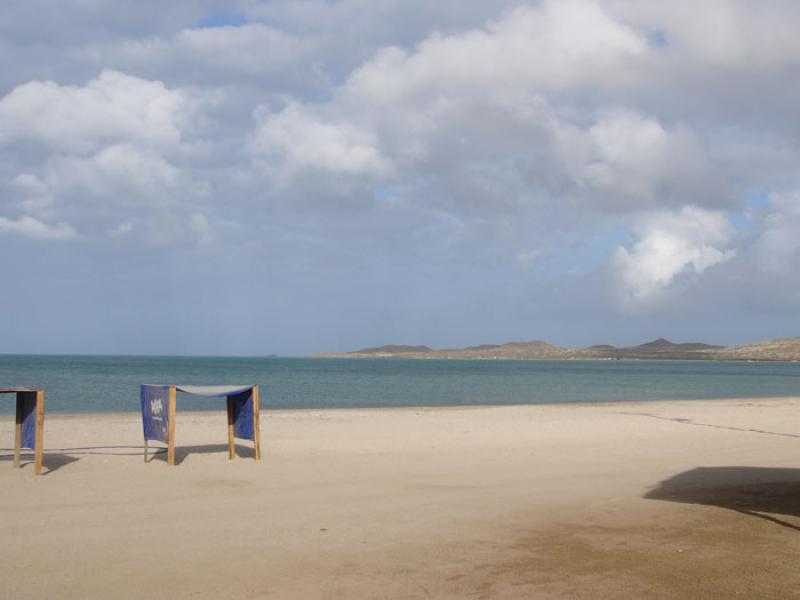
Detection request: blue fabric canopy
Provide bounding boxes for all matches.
[174,385,254,397]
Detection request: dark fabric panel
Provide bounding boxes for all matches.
[18,391,37,449]
[230,389,254,441]
[141,385,170,443]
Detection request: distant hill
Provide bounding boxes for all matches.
[312,336,800,362]
[343,345,433,355]
[633,338,721,352]
[464,344,502,351]
[608,338,724,359]
[713,337,800,362]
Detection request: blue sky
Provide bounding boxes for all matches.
[1,1,799,356]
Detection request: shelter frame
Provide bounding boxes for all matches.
[141,384,261,466]
[1,388,45,475]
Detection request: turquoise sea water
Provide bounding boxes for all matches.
[1,355,799,415]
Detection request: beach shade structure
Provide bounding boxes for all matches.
[140,384,261,466]
[1,388,45,475]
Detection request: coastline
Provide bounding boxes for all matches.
[15,392,800,419]
[3,396,800,598]
[312,354,800,363]
[11,393,800,419]
[313,335,800,362]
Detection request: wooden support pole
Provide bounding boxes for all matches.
[167,386,177,466]
[34,390,44,475]
[253,385,262,460]
[14,392,22,469]
[144,439,149,463]
[226,396,236,460]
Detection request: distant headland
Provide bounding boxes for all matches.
[312,336,800,362]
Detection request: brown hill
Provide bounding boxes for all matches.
[633,338,721,352]
[312,336,800,362]
[712,337,800,361]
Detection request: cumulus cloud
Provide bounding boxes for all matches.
[343,1,644,105]
[0,69,190,154]
[0,69,215,245]
[247,0,728,237]
[51,144,182,199]
[251,102,391,177]
[581,111,725,210]
[11,173,56,217]
[613,206,735,308]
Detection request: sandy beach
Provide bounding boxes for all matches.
[2,398,800,599]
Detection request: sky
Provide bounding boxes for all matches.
[1,0,799,356]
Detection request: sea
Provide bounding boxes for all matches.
[1,354,799,415]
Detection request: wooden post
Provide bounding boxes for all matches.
[34,390,44,475]
[253,385,262,460]
[14,392,22,469]
[144,439,149,463]
[226,396,236,460]
[167,386,177,466]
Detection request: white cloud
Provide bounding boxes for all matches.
[0,70,218,246]
[11,173,56,217]
[12,173,48,196]
[52,144,182,199]
[245,1,724,220]
[344,0,644,106]
[0,69,190,155]
[250,102,391,176]
[613,206,735,308]
[0,215,76,240]
[580,111,723,209]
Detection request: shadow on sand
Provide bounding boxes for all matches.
[645,466,800,531]
[3,442,258,472]
[0,451,80,475]
[146,443,257,466]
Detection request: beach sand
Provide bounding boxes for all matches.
[2,398,800,599]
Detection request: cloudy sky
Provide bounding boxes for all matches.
[1,0,799,356]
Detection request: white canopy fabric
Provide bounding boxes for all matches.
[173,385,254,397]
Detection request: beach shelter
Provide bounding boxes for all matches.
[1,388,45,475]
[140,384,261,466]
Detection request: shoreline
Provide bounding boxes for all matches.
[7,394,798,420]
